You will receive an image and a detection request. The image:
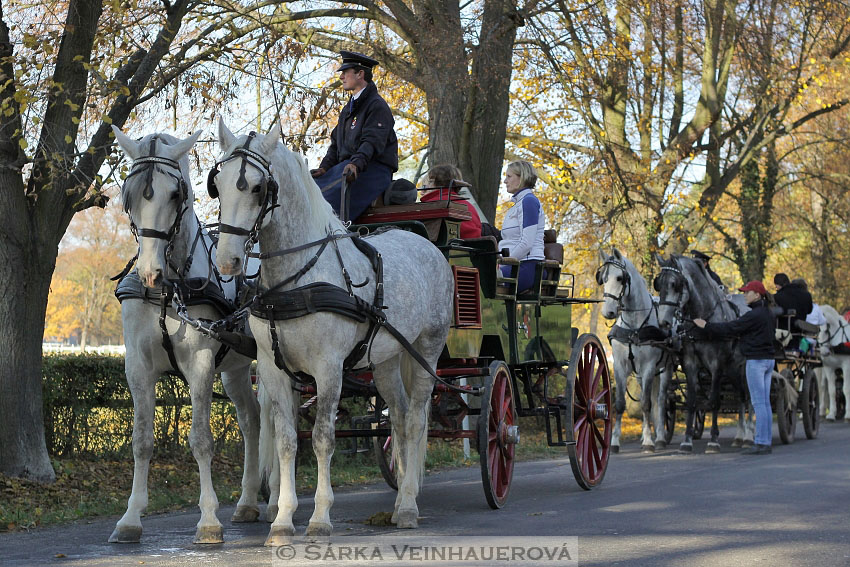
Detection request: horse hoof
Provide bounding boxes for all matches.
[678,443,693,453]
[232,505,260,523]
[705,442,721,454]
[306,522,333,537]
[266,504,279,523]
[265,525,296,547]
[731,439,743,448]
[825,416,835,422]
[396,509,419,529]
[193,525,224,544]
[611,445,620,454]
[641,444,655,453]
[654,440,667,451]
[108,525,142,543]
[742,440,754,448]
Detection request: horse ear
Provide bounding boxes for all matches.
[112,126,141,160]
[166,130,203,160]
[653,252,664,265]
[261,124,281,154]
[217,117,236,150]
[612,247,622,260]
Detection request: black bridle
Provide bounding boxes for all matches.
[823,317,850,346]
[655,261,724,329]
[596,258,632,308]
[207,132,279,257]
[114,136,192,281]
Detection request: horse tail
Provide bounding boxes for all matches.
[257,381,276,493]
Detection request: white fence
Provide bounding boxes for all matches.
[42,343,126,355]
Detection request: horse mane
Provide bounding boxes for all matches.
[673,255,732,316]
[120,132,194,214]
[267,138,346,233]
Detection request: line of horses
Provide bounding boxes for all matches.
[596,248,850,459]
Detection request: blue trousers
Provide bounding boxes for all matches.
[313,160,392,221]
[746,358,774,445]
[500,260,540,292]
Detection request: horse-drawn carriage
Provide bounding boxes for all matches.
[318,192,614,506]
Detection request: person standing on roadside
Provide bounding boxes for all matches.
[694,281,776,455]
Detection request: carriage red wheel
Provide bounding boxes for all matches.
[372,397,398,490]
[566,334,612,490]
[478,361,518,509]
[801,368,820,439]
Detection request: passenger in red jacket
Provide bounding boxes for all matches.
[419,164,482,239]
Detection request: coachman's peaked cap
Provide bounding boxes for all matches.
[691,250,712,262]
[337,51,378,72]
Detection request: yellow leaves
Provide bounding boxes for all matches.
[64,135,72,144]
[64,99,80,112]
[18,138,27,150]
[102,115,112,125]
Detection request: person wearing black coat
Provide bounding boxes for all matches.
[692,250,724,289]
[773,272,813,331]
[694,280,776,455]
[311,51,399,221]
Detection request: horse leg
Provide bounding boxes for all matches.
[258,382,282,522]
[221,367,261,523]
[305,361,343,537]
[842,361,850,422]
[704,370,722,453]
[611,351,628,453]
[262,362,299,546]
[653,364,671,451]
[640,365,654,453]
[371,357,410,524]
[394,353,434,529]
[817,366,832,419]
[679,354,697,452]
[184,361,224,544]
[109,365,157,543]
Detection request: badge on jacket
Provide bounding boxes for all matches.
[350,116,357,129]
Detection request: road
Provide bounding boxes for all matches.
[2,421,849,566]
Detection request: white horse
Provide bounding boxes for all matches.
[597,249,675,452]
[210,119,453,543]
[817,304,850,422]
[110,128,264,544]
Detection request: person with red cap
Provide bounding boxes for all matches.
[693,280,776,455]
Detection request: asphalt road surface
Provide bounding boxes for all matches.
[2,421,849,567]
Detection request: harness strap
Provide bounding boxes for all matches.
[159,288,184,377]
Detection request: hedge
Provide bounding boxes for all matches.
[42,354,243,457]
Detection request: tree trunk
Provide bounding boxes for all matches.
[462,0,520,221]
[0,206,57,482]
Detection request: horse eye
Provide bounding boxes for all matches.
[169,191,179,201]
[616,276,622,282]
[251,185,261,194]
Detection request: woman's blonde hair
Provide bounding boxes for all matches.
[507,160,537,189]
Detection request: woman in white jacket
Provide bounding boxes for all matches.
[498,160,545,292]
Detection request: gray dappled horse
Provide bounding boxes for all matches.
[654,255,753,452]
[597,249,675,452]
[210,119,453,543]
[817,304,850,421]
[110,128,263,544]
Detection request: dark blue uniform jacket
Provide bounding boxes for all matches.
[319,82,398,174]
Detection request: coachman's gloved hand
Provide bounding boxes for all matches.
[343,163,358,184]
[310,167,326,178]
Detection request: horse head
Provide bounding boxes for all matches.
[210,119,284,276]
[818,304,849,350]
[654,254,688,332]
[113,126,202,288]
[596,248,654,322]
